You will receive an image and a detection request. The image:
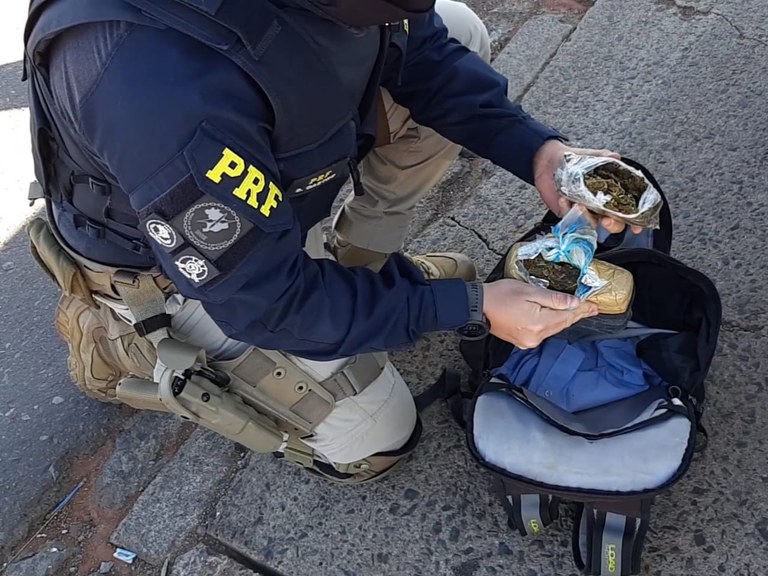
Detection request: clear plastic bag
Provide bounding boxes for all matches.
[513,206,607,300]
[554,153,663,229]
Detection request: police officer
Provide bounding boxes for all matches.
[24,0,634,482]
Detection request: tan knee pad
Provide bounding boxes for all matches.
[303,415,424,484]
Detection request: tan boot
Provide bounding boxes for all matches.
[329,236,390,272]
[329,235,477,281]
[406,252,477,281]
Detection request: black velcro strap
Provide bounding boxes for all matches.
[303,458,354,480]
[414,369,459,411]
[572,503,588,571]
[414,369,471,428]
[413,368,462,417]
[574,501,651,575]
[28,180,45,203]
[694,410,709,453]
[71,174,141,230]
[71,174,109,195]
[630,505,650,574]
[69,211,152,255]
[133,313,172,337]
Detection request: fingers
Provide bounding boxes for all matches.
[537,301,599,340]
[523,284,581,311]
[485,280,601,349]
[599,216,626,234]
[600,218,648,235]
[556,196,572,217]
[570,147,621,160]
[514,300,599,349]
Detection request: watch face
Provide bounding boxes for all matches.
[457,321,488,341]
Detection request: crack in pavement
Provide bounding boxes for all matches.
[447,216,504,257]
[712,11,768,49]
[654,0,713,18]
[654,0,768,49]
[201,533,288,576]
[721,319,766,335]
[515,24,577,103]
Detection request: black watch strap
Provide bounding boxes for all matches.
[467,281,484,323]
[456,282,490,341]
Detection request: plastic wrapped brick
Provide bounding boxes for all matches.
[504,206,634,315]
[554,153,663,229]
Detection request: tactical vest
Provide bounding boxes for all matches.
[24,0,408,266]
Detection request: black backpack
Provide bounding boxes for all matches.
[444,159,721,575]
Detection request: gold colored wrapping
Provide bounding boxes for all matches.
[503,243,634,315]
[586,259,634,314]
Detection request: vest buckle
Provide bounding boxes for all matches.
[84,220,105,239]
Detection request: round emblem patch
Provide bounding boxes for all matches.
[175,255,209,283]
[183,202,242,251]
[146,219,177,248]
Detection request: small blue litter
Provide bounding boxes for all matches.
[113,548,137,564]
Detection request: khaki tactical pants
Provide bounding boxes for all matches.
[32,0,491,480]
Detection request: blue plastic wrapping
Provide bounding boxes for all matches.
[515,206,607,299]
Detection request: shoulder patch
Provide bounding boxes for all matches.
[184,122,292,233]
[144,216,182,251]
[170,196,254,259]
[173,247,220,286]
[285,159,349,196]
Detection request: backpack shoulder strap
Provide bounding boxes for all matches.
[496,477,561,537]
[413,369,472,426]
[572,500,651,576]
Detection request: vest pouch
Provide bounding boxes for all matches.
[26,217,94,304]
[55,293,157,402]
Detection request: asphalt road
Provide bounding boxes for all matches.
[0,5,125,559]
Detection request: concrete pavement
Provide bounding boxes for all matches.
[2,0,768,575]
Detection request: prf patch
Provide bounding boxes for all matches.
[186,123,291,233]
[286,159,349,196]
[205,147,283,217]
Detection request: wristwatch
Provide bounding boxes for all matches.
[456,281,491,341]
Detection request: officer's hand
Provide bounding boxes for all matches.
[483,279,599,349]
[532,139,645,235]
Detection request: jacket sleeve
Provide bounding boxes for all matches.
[75,24,469,360]
[383,10,565,184]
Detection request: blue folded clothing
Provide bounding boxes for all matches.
[492,338,664,413]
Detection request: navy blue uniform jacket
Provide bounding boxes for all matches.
[48,7,561,360]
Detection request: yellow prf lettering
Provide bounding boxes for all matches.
[529,519,540,534]
[309,171,333,186]
[259,182,282,217]
[232,165,266,209]
[606,544,616,573]
[206,148,245,183]
[206,147,283,218]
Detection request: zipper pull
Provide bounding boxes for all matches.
[349,159,365,196]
